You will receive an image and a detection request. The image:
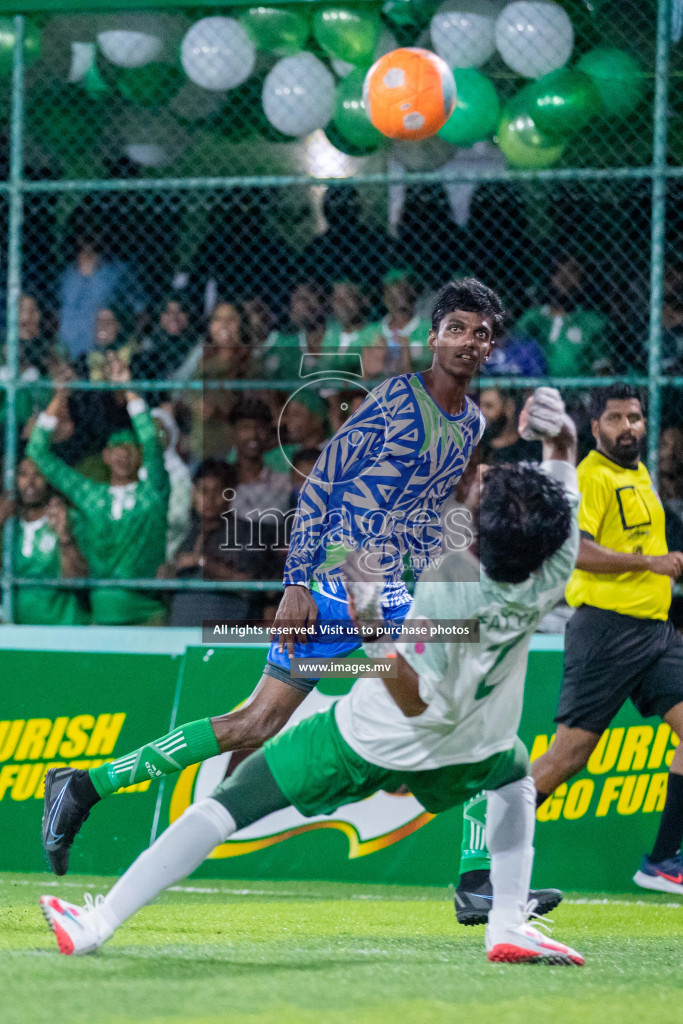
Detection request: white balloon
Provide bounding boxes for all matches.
[69,42,97,83]
[495,1,573,79]
[263,53,335,137]
[181,17,256,91]
[97,30,163,68]
[332,26,397,78]
[431,3,498,69]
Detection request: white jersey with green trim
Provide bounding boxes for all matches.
[334,461,579,770]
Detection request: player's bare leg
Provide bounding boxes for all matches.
[210,674,307,750]
[41,672,306,875]
[531,724,601,800]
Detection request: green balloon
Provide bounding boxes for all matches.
[0,18,41,76]
[325,122,375,156]
[82,56,112,102]
[240,6,309,56]
[116,63,183,108]
[332,68,386,151]
[313,7,381,66]
[519,69,600,141]
[497,103,565,169]
[577,48,645,117]
[382,1,439,28]
[438,69,500,148]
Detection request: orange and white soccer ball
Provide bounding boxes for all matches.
[362,47,456,142]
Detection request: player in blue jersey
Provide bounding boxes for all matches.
[41,279,554,917]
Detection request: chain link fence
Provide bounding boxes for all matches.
[0,1,681,625]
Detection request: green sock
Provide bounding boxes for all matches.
[88,718,220,799]
[458,791,492,877]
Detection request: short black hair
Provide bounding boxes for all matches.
[228,397,272,427]
[192,459,236,490]
[479,463,572,584]
[589,384,644,421]
[430,277,506,339]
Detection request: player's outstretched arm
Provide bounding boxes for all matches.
[26,396,98,511]
[382,652,428,717]
[47,496,88,579]
[519,387,577,467]
[344,549,427,717]
[271,584,320,657]
[518,388,581,589]
[108,358,170,501]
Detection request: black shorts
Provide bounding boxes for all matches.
[556,605,683,734]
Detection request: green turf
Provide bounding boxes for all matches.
[2,872,683,1024]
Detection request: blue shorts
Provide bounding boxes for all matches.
[265,588,413,692]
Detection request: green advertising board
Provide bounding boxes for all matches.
[0,628,675,892]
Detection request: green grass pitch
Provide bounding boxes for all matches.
[2,872,682,1024]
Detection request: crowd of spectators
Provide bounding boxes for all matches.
[0,182,681,626]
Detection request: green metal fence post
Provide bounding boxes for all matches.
[647,0,672,480]
[1,15,25,624]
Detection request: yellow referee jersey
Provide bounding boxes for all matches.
[565,449,671,620]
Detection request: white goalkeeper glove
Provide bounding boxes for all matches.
[519,386,566,441]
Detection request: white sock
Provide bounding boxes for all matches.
[94,798,236,939]
[486,776,536,935]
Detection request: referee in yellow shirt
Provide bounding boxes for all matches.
[533,384,683,893]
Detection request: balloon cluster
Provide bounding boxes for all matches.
[430,0,646,168]
[10,3,649,171]
[91,8,392,155]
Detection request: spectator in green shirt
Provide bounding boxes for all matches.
[0,456,89,625]
[262,281,331,381]
[26,360,170,626]
[262,281,368,382]
[368,269,433,377]
[515,253,613,377]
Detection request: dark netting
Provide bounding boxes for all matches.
[0,2,680,626]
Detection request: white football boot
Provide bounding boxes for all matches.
[485,900,584,966]
[40,893,110,955]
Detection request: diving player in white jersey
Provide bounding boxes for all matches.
[40,280,499,873]
[41,389,584,965]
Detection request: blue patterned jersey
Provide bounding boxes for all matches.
[284,373,483,606]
